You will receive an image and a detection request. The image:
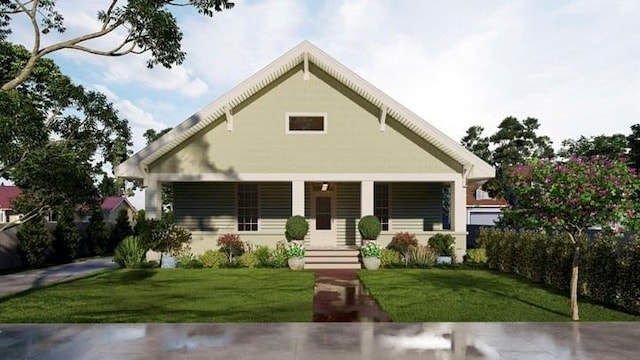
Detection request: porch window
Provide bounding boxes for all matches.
[286,112,327,133]
[374,183,390,231]
[237,183,258,231]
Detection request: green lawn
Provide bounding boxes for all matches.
[0,269,314,322]
[358,269,640,322]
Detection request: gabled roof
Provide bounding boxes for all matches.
[0,185,21,209]
[101,196,135,212]
[116,40,495,181]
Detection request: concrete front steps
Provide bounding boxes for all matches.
[304,247,362,269]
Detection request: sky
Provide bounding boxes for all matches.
[6,0,640,209]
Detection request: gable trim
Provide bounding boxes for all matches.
[116,41,494,181]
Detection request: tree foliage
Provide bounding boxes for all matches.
[559,134,628,160]
[501,155,640,320]
[109,208,132,252]
[0,0,234,90]
[0,41,131,228]
[16,216,50,267]
[461,117,554,201]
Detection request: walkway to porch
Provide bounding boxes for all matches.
[313,269,391,322]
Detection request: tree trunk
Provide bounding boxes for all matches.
[570,241,580,321]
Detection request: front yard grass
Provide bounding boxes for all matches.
[0,268,314,322]
[358,269,640,322]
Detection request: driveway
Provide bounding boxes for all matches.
[0,257,117,298]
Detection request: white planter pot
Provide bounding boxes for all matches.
[363,256,381,270]
[436,256,452,265]
[288,257,305,270]
[161,254,177,268]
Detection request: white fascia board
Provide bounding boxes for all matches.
[148,173,463,183]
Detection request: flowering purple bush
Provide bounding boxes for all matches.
[502,155,640,320]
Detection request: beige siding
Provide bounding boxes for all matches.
[389,182,442,232]
[336,182,360,246]
[173,182,236,233]
[174,181,291,235]
[258,182,291,233]
[149,65,461,175]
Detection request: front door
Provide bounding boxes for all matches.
[310,190,336,247]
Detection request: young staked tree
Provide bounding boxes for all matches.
[503,155,639,320]
[52,206,82,263]
[0,0,235,90]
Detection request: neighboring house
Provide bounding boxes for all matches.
[466,181,508,226]
[115,41,495,260]
[0,184,135,224]
[100,196,137,224]
[0,185,21,223]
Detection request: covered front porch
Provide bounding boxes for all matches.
[143,174,468,259]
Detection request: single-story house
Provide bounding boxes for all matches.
[0,184,135,224]
[0,184,21,223]
[115,41,495,261]
[466,181,507,226]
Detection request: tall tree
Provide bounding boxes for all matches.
[460,125,491,163]
[502,155,639,320]
[0,41,131,229]
[0,0,235,90]
[462,117,554,201]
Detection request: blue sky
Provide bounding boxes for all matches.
[7,0,640,208]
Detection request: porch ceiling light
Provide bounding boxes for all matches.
[321,182,329,191]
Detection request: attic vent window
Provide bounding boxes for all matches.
[286,113,327,134]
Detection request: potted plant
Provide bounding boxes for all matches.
[358,215,382,245]
[286,242,305,270]
[361,242,382,270]
[285,215,309,245]
[428,233,455,265]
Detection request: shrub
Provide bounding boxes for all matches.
[361,242,382,258]
[388,232,418,264]
[216,233,244,262]
[17,218,52,268]
[52,206,82,263]
[408,245,436,267]
[428,233,455,257]
[465,248,488,264]
[285,215,309,241]
[254,245,271,267]
[618,236,640,314]
[358,215,382,240]
[86,206,109,256]
[133,209,146,236]
[286,242,305,258]
[199,250,228,268]
[380,248,402,268]
[109,209,133,253]
[176,244,195,268]
[238,252,259,268]
[270,242,288,268]
[113,236,146,268]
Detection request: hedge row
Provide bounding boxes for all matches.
[479,228,640,315]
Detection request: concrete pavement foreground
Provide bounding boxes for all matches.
[1,322,638,359]
[0,257,117,298]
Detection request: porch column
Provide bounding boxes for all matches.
[292,181,305,216]
[450,178,466,232]
[361,181,374,217]
[145,180,162,219]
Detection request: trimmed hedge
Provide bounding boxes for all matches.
[480,228,640,315]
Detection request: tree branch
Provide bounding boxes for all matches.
[0,206,48,232]
[101,0,119,31]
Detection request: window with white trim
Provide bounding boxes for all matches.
[286,113,327,133]
[237,184,258,231]
[374,183,390,231]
